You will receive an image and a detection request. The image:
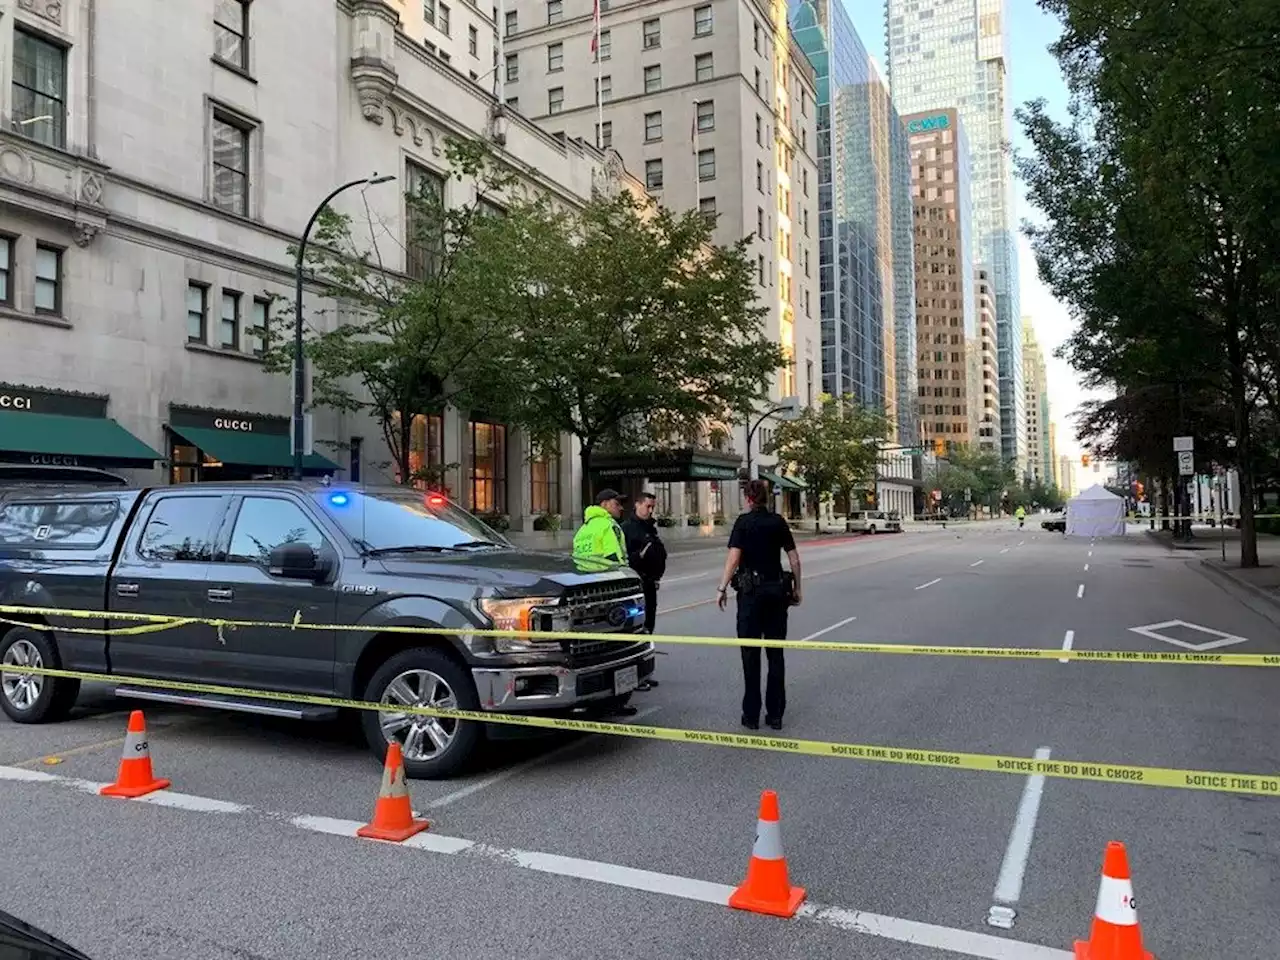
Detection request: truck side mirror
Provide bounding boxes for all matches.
[268,542,332,582]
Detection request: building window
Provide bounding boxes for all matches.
[756,160,763,193]
[547,0,562,24]
[0,237,11,306]
[529,442,561,515]
[754,67,761,95]
[397,412,444,486]
[250,297,269,356]
[406,161,445,281]
[643,18,661,48]
[219,290,241,349]
[211,112,251,216]
[644,111,662,142]
[697,147,716,181]
[438,3,451,35]
[699,196,716,221]
[694,53,713,82]
[644,64,661,92]
[757,254,765,285]
[694,4,713,36]
[547,42,563,72]
[753,20,761,53]
[505,53,519,81]
[803,208,809,236]
[757,207,764,239]
[504,10,517,34]
[506,96,519,111]
[755,113,762,145]
[595,74,611,103]
[696,99,715,132]
[186,282,208,343]
[548,86,564,114]
[468,25,478,55]
[424,0,436,24]
[214,0,250,70]
[597,29,611,60]
[596,121,612,148]
[802,168,808,195]
[12,29,67,149]
[34,245,61,315]
[645,159,663,191]
[469,421,507,514]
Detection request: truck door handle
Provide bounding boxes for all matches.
[115,583,139,598]
[207,587,235,602]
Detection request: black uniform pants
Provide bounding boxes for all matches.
[641,578,658,634]
[737,592,788,722]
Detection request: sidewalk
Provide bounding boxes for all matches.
[1145,523,1280,609]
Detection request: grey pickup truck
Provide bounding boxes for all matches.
[0,481,653,777]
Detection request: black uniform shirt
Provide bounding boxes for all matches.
[728,507,796,580]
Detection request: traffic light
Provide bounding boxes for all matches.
[934,437,946,456]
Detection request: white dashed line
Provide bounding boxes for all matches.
[803,615,859,642]
[915,578,942,591]
[1088,550,1093,558]
[1083,564,1089,572]
[1059,630,1074,664]
[999,548,1010,554]
[1076,584,1085,599]
[1018,541,1025,546]
[970,559,985,567]
[989,746,1053,929]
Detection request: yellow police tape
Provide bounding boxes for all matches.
[2,603,1278,666]
[0,661,1275,797]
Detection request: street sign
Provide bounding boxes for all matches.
[1173,436,1194,452]
[1177,450,1194,476]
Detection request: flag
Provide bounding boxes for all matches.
[590,0,600,52]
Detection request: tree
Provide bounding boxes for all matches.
[772,394,891,531]
[492,189,786,507]
[1018,0,1280,566]
[263,139,520,487]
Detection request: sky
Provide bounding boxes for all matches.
[847,0,1105,463]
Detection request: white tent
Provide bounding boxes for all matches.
[1065,484,1127,538]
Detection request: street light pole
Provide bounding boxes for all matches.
[292,174,395,480]
[745,400,798,481]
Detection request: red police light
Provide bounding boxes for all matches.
[425,493,447,509]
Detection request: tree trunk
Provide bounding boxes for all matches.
[1159,476,1171,531]
[578,442,594,524]
[1226,310,1259,567]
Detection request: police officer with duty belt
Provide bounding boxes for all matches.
[716,479,802,730]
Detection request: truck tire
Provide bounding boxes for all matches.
[0,626,80,724]
[360,646,484,780]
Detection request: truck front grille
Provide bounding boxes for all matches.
[559,579,647,665]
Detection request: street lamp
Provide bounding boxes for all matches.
[292,174,396,480]
[745,396,799,482]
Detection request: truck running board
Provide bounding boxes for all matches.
[113,686,340,721]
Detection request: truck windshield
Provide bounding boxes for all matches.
[314,488,509,553]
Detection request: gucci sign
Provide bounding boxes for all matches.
[0,395,33,409]
[213,418,254,432]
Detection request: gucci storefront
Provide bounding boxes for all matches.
[166,405,338,483]
[0,383,161,478]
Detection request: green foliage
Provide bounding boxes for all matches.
[489,189,784,506]
[772,394,891,526]
[262,139,520,483]
[1017,0,1280,565]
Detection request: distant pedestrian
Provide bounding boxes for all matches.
[1015,505,1026,529]
[622,491,667,691]
[716,479,802,731]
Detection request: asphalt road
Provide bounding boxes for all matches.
[1,522,1277,959]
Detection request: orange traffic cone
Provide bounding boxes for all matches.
[729,789,806,918]
[100,710,171,798]
[1075,842,1155,959]
[357,742,430,842]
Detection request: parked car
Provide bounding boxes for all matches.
[846,510,902,534]
[0,464,128,489]
[0,482,653,778]
[1041,511,1067,533]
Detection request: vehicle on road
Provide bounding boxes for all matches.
[0,482,653,778]
[0,907,94,959]
[845,510,902,534]
[1041,511,1067,533]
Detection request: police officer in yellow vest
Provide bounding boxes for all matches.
[573,488,627,562]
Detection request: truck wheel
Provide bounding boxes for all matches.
[360,647,484,780]
[0,626,80,724]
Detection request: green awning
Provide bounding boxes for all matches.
[0,411,161,466]
[760,470,805,491]
[169,426,339,472]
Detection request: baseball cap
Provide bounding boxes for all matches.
[595,488,622,503]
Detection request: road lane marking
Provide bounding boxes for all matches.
[1019,541,1025,546]
[915,578,942,591]
[1083,564,1090,572]
[970,560,984,567]
[427,706,662,809]
[1059,631,1074,664]
[802,616,858,642]
[1088,551,1093,558]
[1077,584,1085,599]
[999,548,1009,554]
[988,747,1052,930]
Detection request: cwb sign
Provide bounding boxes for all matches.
[907,114,950,134]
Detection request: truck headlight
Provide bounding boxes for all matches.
[476,597,562,653]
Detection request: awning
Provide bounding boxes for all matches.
[590,448,742,482]
[0,411,161,467]
[759,470,805,491]
[169,425,339,472]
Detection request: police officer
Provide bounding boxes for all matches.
[716,479,802,731]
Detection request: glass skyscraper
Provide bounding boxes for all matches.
[884,0,1025,473]
[790,0,917,446]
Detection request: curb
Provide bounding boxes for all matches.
[1197,558,1280,611]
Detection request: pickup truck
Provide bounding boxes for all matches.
[0,481,653,778]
